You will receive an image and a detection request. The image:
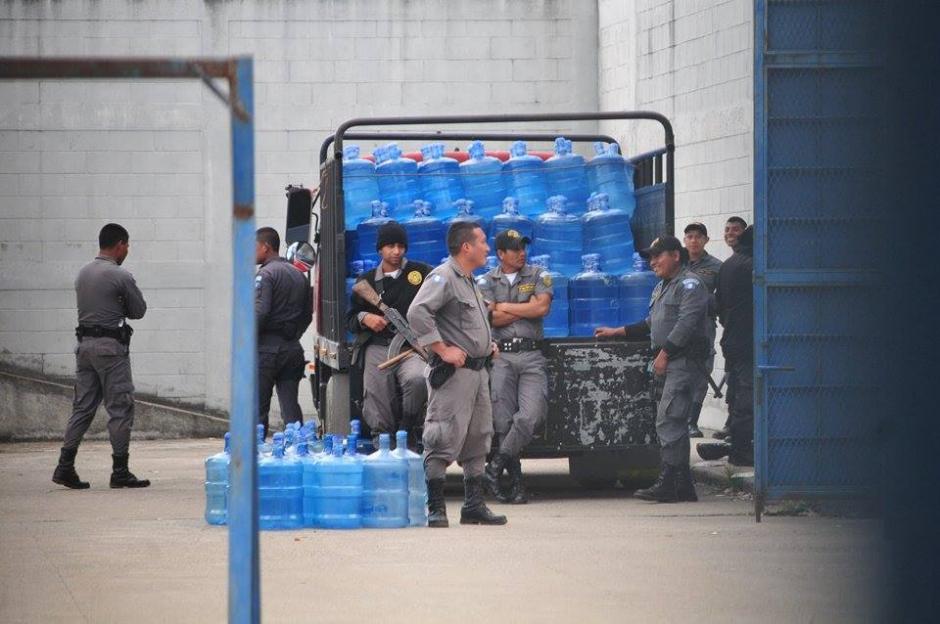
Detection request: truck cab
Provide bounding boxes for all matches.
[286,112,675,488]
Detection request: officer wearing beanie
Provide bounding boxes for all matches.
[346,222,432,446]
[595,235,709,503]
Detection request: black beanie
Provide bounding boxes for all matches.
[376,221,408,251]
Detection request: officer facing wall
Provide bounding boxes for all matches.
[255,227,313,438]
[53,223,150,490]
[407,221,506,528]
[477,229,552,504]
[346,222,432,448]
[595,235,709,503]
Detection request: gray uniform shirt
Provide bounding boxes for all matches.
[407,257,492,359]
[477,264,553,341]
[645,266,709,354]
[688,251,722,320]
[75,255,147,327]
[255,256,309,339]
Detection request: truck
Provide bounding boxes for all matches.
[285,111,675,488]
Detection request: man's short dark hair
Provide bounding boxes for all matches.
[256,227,280,252]
[726,216,747,228]
[99,223,129,249]
[446,221,482,256]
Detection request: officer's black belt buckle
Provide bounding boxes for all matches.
[497,337,541,353]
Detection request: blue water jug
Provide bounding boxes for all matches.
[619,253,658,325]
[586,142,636,218]
[503,141,548,218]
[315,435,363,529]
[375,143,420,217]
[445,199,486,232]
[390,430,427,527]
[569,253,620,337]
[356,201,393,266]
[489,197,535,246]
[418,143,464,220]
[204,432,231,526]
[342,145,380,228]
[459,140,505,220]
[581,192,636,275]
[258,432,303,530]
[545,137,590,216]
[533,195,584,276]
[297,433,320,527]
[360,433,409,529]
[403,200,447,266]
[530,254,569,338]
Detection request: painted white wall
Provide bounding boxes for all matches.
[0,0,599,423]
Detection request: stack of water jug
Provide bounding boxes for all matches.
[204,420,428,530]
[343,136,660,338]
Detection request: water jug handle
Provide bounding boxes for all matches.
[468,140,485,160]
[502,197,519,214]
[386,143,401,160]
[510,140,527,157]
[554,137,569,155]
[592,141,607,156]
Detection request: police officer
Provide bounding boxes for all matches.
[255,227,313,438]
[683,222,722,438]
[713,216,748,440]
[477,229,552,504]
[595,235,709,502]
[53,223,150,489]
[346,222,432,447]
[407,221,506,527]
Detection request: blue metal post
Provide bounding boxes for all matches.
[227,57,260,624]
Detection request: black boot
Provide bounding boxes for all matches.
[676,465,698,502]
[497,457,528,504]
[52,447,90,489]
[483,451,510,499]
[426,478,448,528]
[634,464,679,503]
[696,441,731,461]
[460,476,508,525]
[728,444,754,467]
[109,453,151,488]
[688,402,704,438]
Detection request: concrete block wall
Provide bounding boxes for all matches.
[0,0,599,426]
[598,0,754,428]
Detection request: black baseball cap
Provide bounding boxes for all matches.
[639,235,683,258]
[684,222,708,236]
[494,229,531,251]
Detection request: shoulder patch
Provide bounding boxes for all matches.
[682,278,699,290]
[432,274,443,284]
[542,273,553,287]
[407,270,423,286]
[255,274,263,289]
[475,276,488,287]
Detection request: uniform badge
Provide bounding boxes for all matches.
[254,275,262,289]
[542,273,552,287]
[682,278,699,290]
[432,274,442,284]
[407,270,423,286]
[507,229,520,239]
[519,283,535,294]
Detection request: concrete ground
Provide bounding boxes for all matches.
[1,439,885,623]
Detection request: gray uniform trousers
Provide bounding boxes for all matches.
[422,367,494,480]
[490,351,548,458]
[362,344,428,433]
[691,321,717,405]
[655,356,697,468]
[63,337,135,455]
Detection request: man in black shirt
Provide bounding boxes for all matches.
[346,222,432,446]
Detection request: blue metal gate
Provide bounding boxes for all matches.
[753,0,886,519]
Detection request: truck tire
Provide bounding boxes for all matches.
[323,371,351,437]
[568,448,661,490]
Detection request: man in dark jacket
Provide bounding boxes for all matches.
[346,222,432,446]
[699,225,754,465]
[255,227,313,437]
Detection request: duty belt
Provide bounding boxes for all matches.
[76,324,133,345]
[497,337,542,353]
[427,353,492,389]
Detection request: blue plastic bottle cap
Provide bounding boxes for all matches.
[421,145,433,159]
[386,143,402,160]
[547,195,568,212]
[502,197,519,212]
[608,143,622,155]
[468,140,485,159]
[344,145,361,160]
[592,142,607,156]
[554,137,569,155]
[511,140,527,157]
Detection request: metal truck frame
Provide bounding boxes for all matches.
[286,111,675,487]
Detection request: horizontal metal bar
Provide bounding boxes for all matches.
[762,51,883,67]
[0,56,236,80]
[756,365,795,372]
[627,147,668,165]
[757,270,884,286]
[320,131,619,165]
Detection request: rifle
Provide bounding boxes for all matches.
[352,280,428,364]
